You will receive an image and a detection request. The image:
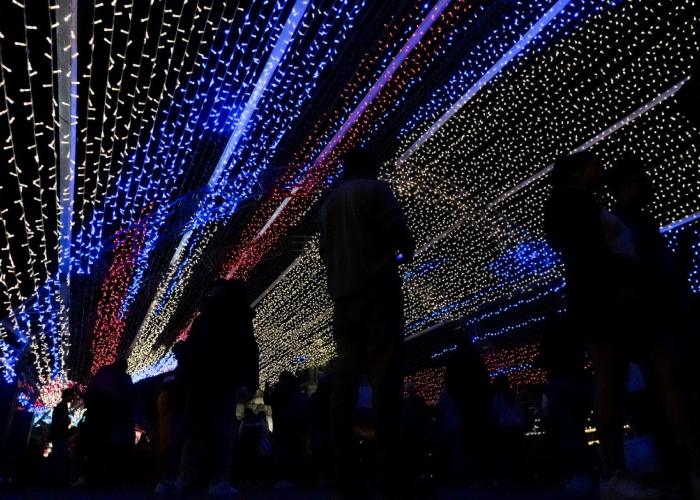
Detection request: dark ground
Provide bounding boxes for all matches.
[0,484,597,500]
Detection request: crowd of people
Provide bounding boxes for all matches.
[32,119,700,500]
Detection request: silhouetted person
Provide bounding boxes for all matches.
[265,371,308,488]
[238,408,263,481]
[310,374,332,484]
[490,374,526,484]
[158,279,259,496]
[402,382,428,483]
[83,358,134,489]
[47,388,75,485]
[540,312,593,491]
[608,158,700,494]
[318,146,415,499]
[155,341,188,490]
[443,334,492,484]
[544,151,664,499]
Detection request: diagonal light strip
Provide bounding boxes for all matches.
[167,0,311,267]
[251,74,692,307]
[128,0,312,353]
[396,0,574,166]
[248,0,573,296]
[246,0,454,242]
[415,77,689,256]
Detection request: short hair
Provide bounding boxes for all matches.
[550,151,600,187]
[607,156,647,194]
[210,278,249,302]
[342,147,381,177]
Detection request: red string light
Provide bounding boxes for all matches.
[223,0,470,280]
[90,215,149,374]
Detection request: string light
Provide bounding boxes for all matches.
[249,0,699,390]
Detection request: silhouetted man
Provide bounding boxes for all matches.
[157,279,259,496]
[318,146,415,499]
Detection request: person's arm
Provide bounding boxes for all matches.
[376,182,415,263]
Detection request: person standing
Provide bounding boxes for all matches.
[83,358,134,489]
[608,158,700,495]
[47,389,75,485]
[544,151,660,500]
[402,382,429,484]
[157,279,259,496]
[540,312,594,491]
[318,146,415,499]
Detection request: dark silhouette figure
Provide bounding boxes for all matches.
[264,371,311,487]
[310,374,333,484]
[46,388,75,485]
[83,358,135,489]
[608,158,700,492]
[155,341,188,489]
[158,279,259,496]
[237,407,264,482]
[443,335,492,484]
[544,151,665,498]
[490,374,526,484]
[318,146,415,499]
[402,382,429,484]
[540,313,593,491]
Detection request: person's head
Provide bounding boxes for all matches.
[244,407,254,418]
[112,358,128,374]
[342,147,381,179]
[279,371,297,390]
[405,381,417,396]
[61,388,75,403]
[550,151,604,191]
[492,373,512,394]
[607,157,653,210]
[208,278,249,302]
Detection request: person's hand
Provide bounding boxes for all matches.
[397,251,414,265]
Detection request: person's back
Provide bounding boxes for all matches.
[184,280,259,393]
[319,147,415,498]
[318,150,414,300]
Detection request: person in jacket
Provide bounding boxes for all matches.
[318,146,415,499]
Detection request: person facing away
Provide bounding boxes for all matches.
[50,389,75,444]
[608,157,694,327]
[489,374,526,484]
[155,341,188,482]
[237,407,263,481]
[83,358,135,489]
[402,382,429,483]
[318,146,415,499]
[539,312,593,491]
[156,279,259,496]
[47,389,76,485]
[264,371,306,488]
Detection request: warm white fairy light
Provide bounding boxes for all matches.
[251,0,700,384]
